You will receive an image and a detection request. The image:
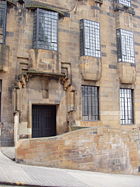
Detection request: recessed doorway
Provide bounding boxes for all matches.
[32,105,56,138]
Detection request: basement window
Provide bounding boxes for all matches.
[33,8,58,51]
[82,86,99,121]
[80,19,101,58]
[120,88,134,125]
[116,29,135,63]
[0,1,7,44]
[118,0,131,7]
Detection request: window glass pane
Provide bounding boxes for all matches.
[119,0,131,7]
[80,19,101,58]
[116,29,135,63]
[120,88,134,125]
[0,9,4,27]
[0,1,6,44]
[33,9,58,51]
[82,86,99,121]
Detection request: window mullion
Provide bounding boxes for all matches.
[36,8,40,49]
[0,1,7,44]
[117,29,135,63]
[120,89,134,125]
[80,19,101,58]
[33,9,58,51]
[82,85,99,121]
[3,1,7,43]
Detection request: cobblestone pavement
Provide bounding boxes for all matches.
[0,149,140,187]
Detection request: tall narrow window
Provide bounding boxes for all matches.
[82,86,99,121]
[120,88,134,125]
[116,29,135,63]
[0,1,7,43]
[118,0,131,7]
[80,19,101,58]
[33,9,58,51]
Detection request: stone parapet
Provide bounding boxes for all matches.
[16,127,140,175]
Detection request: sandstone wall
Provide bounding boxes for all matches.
[0,0,140,146]
[16,127,140,175]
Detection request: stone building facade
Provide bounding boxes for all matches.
[0,0,140,174]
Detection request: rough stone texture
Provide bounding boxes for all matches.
[0,0,140,173]
[0,44,9,72]
[80,56,101,81]
[16,127,140,175]
[29,49,60,73]
[118,63,136,84]
[1,150,140,187]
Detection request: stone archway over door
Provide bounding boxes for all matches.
[32,105,56,138]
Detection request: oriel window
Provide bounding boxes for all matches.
[33,9,58,51]
[0,1,7,44]
[120,88,134,125]
[82,86,99,121]
[80,19,101,58]
[116,29,135,63]
[118,0,131,7]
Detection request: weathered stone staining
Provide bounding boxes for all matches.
[16,127,140,174]
[0,0,140,174]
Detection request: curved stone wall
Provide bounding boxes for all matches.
[16,127,140,175]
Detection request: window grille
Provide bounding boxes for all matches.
[33,9,58,51]
[118,0,131,7]
[80,19,101,58]
[120,88,134,125]
[0,1,7,44]
[82,86,99,121]
[116,29,135,63]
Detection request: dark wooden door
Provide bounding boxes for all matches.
[32,105,56,138]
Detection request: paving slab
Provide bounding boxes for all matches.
[0,149,140,187]
[1,147,15,160]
